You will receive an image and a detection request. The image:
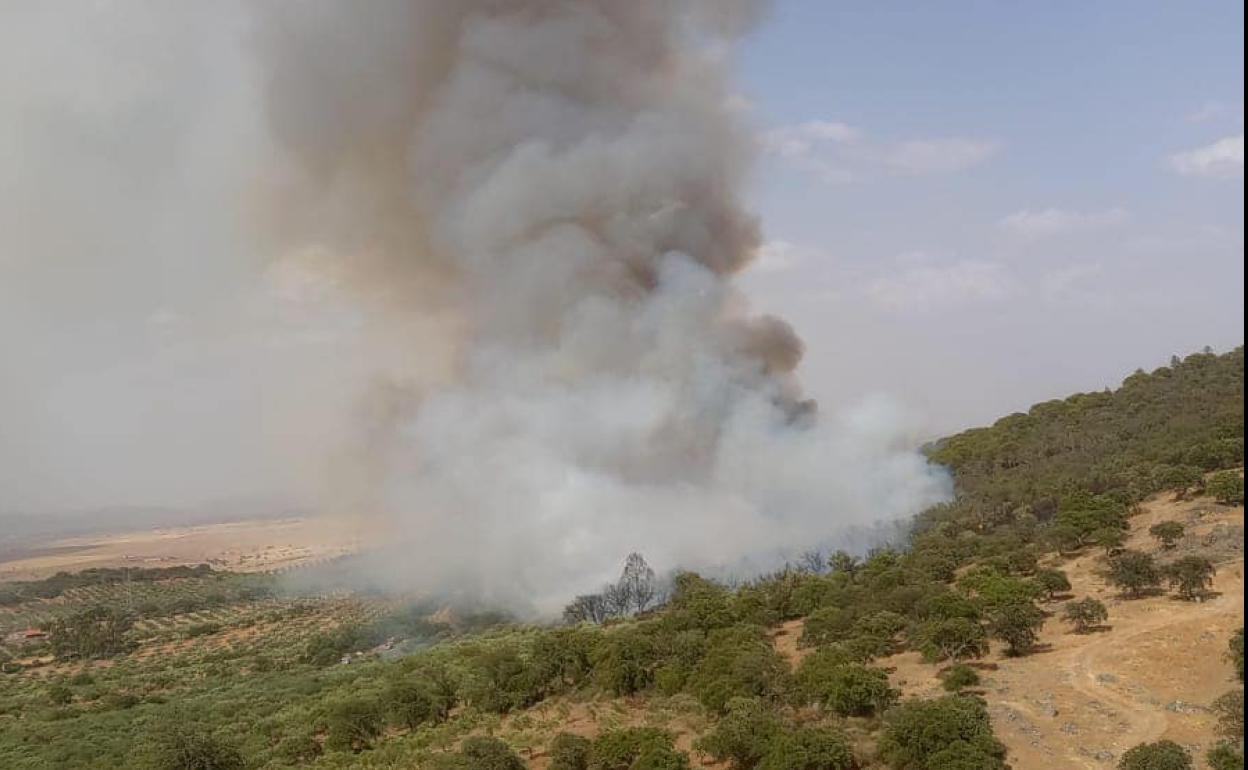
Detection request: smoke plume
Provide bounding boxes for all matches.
[1,1,949,614]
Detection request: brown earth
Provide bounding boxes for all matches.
[0,516,364,581]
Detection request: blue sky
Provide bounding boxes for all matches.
[735,1,1244,432]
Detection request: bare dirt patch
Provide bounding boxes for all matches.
[0,517,364,581]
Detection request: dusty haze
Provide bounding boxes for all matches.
[1,0,949,613]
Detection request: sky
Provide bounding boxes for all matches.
[0,1,1243,517]
[736,1,1245,434]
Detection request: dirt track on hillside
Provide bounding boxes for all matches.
[884,493,1244,769]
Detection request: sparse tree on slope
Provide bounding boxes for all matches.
[1149,521,1185,550]
[1107,551,1161,598]
[1163,556,1216,600]
[1118,740,1192,770]
[1063,598,1109,634]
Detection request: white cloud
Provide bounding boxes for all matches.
[761,120,859,159]
[883,139,999,175]
[998,207,1130,238]
[865,258,1015,312]
[761,119,999,181]
[1168,134,1244,179]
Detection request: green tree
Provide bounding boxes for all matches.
[1063,598,1109,634]
[591,728,681,770]
[1206,743,1244,770]
[592,627,659,696]
[913,618,989,663]
[1163,556,1216,600]
[139,719,245,770]
[1148,521,1186,550]
[987,602,1045,656]
[546,733,589,768]
[457,736,526,770]
[1117,740,1192,770]
[1213,689,1244,744]
[693,697,781,769]
[1033,569,1072,600]
[758,727,858,770]
[804,663,897,717]
[324,697,384,752]
[47,683,73,705]
[1208,471,1245,505]
[689,626,790,714]
[800,607,858,648]
[46,606,134,659]
[384,678,449,730]
[463,645,543,714]
[1107,551,1162,598]
[1090,527,1127,555]
[878,696,1007,770]
[1155,465,1204,500]
[940,664,980,693]
[548,733,592,770]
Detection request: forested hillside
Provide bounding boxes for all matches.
[926,347,1243,530]
[0,348,1242,770]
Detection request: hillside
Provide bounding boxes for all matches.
[928,347,1243,520]
[0,349,1243,770]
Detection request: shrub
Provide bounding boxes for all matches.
[591,728,678,770]
[1213,689,1244,742]
[940,664,980,693]
[384,678,450,729]
[549,733,592,770]
[758,727,858,770]
[1208,471,1245,505]
[663,573,736,632]
[800,607,858,648]
[1117,740,1192,770]
[1090,527,1127,555]
[694,697,781,768]
[1163,556,1216,600]
[1033,569,1071,600]
[463,645,544,714]
[629,743,692,770]
[916,591,980,623]
[878,696,1006,770]
[530,627,601,695]
[925,740,1008,770]
[688,625,789,714]
[1063,598,1109,634]
[139,719,245,770]
[986,601,1045,656]
[1107,551,1162,598]
[1148,521,1186,550]
[593,627,659,696]
[1206,743,1244,770]
[47,683,73,705]
[458,737,526,770]
[46,606,135,659]
[803,663,896,717]
[913,618,989,663]
[324,696,384,752]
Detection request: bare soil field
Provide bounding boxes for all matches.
[0,516,364,581]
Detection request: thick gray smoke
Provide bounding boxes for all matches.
[1,1,949,614]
